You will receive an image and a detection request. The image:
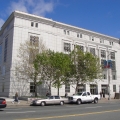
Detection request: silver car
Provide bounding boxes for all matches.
[31,96,68,106]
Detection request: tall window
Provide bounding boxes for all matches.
[65,84,70,93]
[0,45,2,64]
[90,48,95,56]
[4,37,8,62]
[111,61,116,71]
[101,50,106,58]
[30,35,39,46]
[29,35,39,63]
[31,22,34,27]
[90,84,98,94]
[111,52,115,59]
[113,85,116,92]
[35,23,38,28]
[64,43,71,52]
[30,82,35,93]
[2,83,4,92]
[79,45,84,51]
[80,33,82,38]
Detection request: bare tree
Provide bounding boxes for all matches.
[14,37,47,97]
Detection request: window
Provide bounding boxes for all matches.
[79,45,84,51]
[111,61,116,70]
[90,84,98,94]
[101,50,106,58]
[2,83,4,92]
[65,84,70,93]
[30,35,39,46]
[113,75,116,80]
[29,35,39,63]
[55,96,60,99]
[64,43,71,52]
[0,45,2,64]
[113,85,116,92]
[103,74,106,79]
[64,30,66,34]
[111,52,115,59]
[90,48,95,56]
[77,33,79,38]
[31,22,34,27]
[91,37,94,41]
[49,96,54,99]
[30,82,35,93]
[87,92,90,96]
[109,41,113,45]
[82,92,87,96]
[4,37,8,62]
[67,31,69,35]
[80,34,82,38]
[35,23,38,28]
[101,59,105,69]
[63,30,70,35]
[100,39,104,43]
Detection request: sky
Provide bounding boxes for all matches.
[0,0,120,38]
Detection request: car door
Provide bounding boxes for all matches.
[81,92,88,102]
[54,96,60,104]
[86,92,92,102]
[47,96,55,104]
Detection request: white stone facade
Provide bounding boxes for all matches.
[0,11,120,98]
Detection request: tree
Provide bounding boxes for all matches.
[70,46,102,93]
[15,38,46,97]
[34,51,72,96]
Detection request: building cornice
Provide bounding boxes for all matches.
[0,11,119,43]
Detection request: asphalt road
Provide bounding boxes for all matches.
[1,102,120,120]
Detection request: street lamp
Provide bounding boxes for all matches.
[107,50,117,100]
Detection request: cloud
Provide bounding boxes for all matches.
[8,0,56,16]
[0,18,5,29]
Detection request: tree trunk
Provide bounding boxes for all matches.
[34,83,37,97]
[49,82,51,95]
[34,75,37,97]
[58,87,59,96]
[75,80,79,94]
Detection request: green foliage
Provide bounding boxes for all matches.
[34,50,72,95]
[70,46,102,92]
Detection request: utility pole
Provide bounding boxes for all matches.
[107,51,111,100]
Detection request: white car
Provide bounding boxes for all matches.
[68,91,100,105]
[31,96,68,106]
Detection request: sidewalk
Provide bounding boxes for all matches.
[99,98,120,103]
[7,100,30,107]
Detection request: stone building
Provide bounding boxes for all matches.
[0,11,120,98]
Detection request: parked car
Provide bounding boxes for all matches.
[31,95,68,106]
[0,98,7,108]
[68,91,100,105]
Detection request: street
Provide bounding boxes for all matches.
[0,101,120,120]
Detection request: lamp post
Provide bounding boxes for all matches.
[107,51,112,100]
[107,50,117,100]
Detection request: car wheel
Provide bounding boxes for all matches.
[41,102,45,106]
[94,98,98,104]
[77,99,81,105]
[60,101,64,105]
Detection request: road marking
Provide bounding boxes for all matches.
[6,111,36,114]
[16,109,120,120]
[85,106,102,109]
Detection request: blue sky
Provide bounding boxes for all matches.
[0,0,120,38]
